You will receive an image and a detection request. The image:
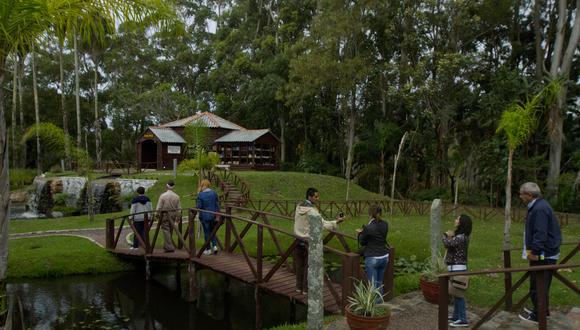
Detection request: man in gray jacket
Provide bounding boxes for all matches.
[156,180,181,252]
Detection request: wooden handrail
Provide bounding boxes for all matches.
[437,262,580,330]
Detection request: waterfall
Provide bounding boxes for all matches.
[117,179,157,195]
[60,177,87,207]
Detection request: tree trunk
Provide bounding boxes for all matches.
[0,63,11,283]
[59,43,70,169]
[18,55,25,168]
[278,114,285,163]
[503,148,514,251]
[74,28,82,148]
[344,101,356,201]
[379,149,385,195]
[94,60,101,166]
[533,0,544,82]
[11,58,17,168]
[31,50,41,175]
[390,132,408,215]
[546,0,580,199]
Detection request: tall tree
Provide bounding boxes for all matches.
[545,0,580,199]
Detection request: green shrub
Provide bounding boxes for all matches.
[9,168,36,190]
[178,152,220,172]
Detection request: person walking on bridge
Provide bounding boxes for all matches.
[293,187,344,294]
[196,179,220,255]
[129,186,152,250]
[156,180,181,252]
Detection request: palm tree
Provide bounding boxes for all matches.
[0,0,174,293]
[496,80,561,251]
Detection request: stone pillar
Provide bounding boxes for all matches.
[430,199,442,265]
[307,213,324,330]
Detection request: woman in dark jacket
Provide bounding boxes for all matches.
[196,179,220,255]
[443,214,472,328]
[357,204,389,296]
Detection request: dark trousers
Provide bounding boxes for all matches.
[201,219,218,248]
[529,259,557,314]
[133,221,145,248]
[294,243,308,291]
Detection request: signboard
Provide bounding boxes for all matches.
[143,134,154,138]
[167,145,181,154]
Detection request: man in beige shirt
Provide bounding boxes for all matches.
[156,180,181,252]
[293,187,344,293]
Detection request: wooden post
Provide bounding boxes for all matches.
[383,247,395,301]
[144,212,151,252]
[257,226,263,282]
[503,250,513,311]
[225,206,232,251]
[255,285,262,330]
[537,270,547,330]
[106,218,115,249]
[178,210,183,249]
[189,209,196,258]
[341,253,360,312]
[438,276,449,330]
[145,258,151,281]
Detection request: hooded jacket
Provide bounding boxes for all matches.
[293,200,338,239]
[130,195,153,222]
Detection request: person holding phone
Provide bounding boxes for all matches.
[293,187,345,294]
[356,204,389,299]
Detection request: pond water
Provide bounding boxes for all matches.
[6,269,306,329]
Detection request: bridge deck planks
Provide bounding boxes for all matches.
[110,248,342,313]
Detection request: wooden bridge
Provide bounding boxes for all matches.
[105,206,394,329]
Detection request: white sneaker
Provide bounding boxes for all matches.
[212,246,219,254]
[203,249,211,255]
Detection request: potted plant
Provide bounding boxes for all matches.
[419,254,447,304]
[345,279,391,330]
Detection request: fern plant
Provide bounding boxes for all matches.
[347,279,390,317]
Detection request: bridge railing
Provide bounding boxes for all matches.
[245,199,577,225]
[106,205,395,311]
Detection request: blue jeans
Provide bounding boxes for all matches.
[133,221,145,248]
[451,270,467,322]
[365,256,388,297]
[201,219,218,248]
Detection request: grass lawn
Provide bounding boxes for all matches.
[8,236,134,278]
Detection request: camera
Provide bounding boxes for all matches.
[339,212,344,218]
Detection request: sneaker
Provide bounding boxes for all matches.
[129,247,137,250]
[523,306,549,317]
[449,320,469,328]
[203,249,212,255]
[212,246,219,254]
[448,315,457,321]
[518,311,538,324]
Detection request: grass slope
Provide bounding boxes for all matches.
[237,171,384,200]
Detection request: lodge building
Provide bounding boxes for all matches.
[136,112,280,170]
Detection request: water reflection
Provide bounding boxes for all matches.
[6,269,306,329]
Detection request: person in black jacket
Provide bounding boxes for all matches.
[518,182,562,325]
[356,204,389,297]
